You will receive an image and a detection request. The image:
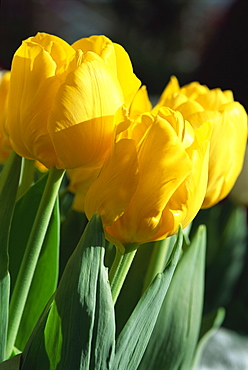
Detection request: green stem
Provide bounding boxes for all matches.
[142,238,171,293]
[7,167,65,357]
[17,158,35,200]
[109,247,137,304]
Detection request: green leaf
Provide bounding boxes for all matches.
[191,307,225,369]
[0,275,10,363]
[15,199,60,351]
[8,174,48,293]
[113,228,183,370]
[139,225,206,370]
[207,203,247,308]
[21,214,116,370]
[115,235,177,336]
[59,210,88,279]
[114,242,154,335]
[7,173,60,352]
[0,152,22,361]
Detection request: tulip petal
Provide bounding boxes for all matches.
[195,88,230,110]
[0,72,12,162]
[173,122,211,225]
[109,115,192,245]
[72,35,117,76]
[203,102,247,207]
[6,41,59,165]
[48,54,124,168]
[156,76,180,105]
[113,43,141,106]
[67,164,102,212]
[73,36,141,106]
[130,86,152,119]
[29,33,75,75]
[181,81,209,99]
[85,139,139,227]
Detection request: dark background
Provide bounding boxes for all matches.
[1,0,248,109]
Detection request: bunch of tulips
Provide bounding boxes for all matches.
[0,33,247,370]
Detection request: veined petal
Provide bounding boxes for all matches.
[73,36,141,106]
[109,115,192,245]
[67,164,102,212]
[28,33,75,75]
[202,102,247,207]
[0,71,12,162]
[181,81,209,99]
[85,139,139,226]
[156,75,180,105]
[48,54,124,168]
[6,41,58,162]
[113,42,141,105]
[154,92,188,112]
[177,121,211,226]
[130,85,152,119]
[175,100,204,119]
[195,88,230,110]
[150,121,211,240]
[72,35,117,75]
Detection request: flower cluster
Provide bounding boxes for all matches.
[3,33,247,251]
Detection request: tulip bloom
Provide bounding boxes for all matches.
[67,164,102,212]
[154,76,247,207]
[0,71,13,162]
[5,33,140,169]
[85,107,211,252]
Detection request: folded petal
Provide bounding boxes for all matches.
[48,53,125,168]
[113,43,141,105]
[5,41,59,163]
[85,139,139,227]
[108,114,192,245]
[203,102,247,207]
[130,85,152,119]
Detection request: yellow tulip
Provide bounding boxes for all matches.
[5,33,141,169]
[85,107,211,252]
[67,164,102,212]
[0,71,13,163]
[154,76,247,208]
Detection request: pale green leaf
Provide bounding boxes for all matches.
[0,152,22,361]
[21,214,115,370]
[113,228,183,370]
[139,225,206,370]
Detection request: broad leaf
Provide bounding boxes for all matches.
[0,152,22,361]
[21,214,115,370]
[7,174,60,352]
[139,225,206,370]
[15,199,60,351]
[113,228,183,370]
[115,234,177,336]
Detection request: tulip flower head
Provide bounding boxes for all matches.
[5,33,141,169]
[85,107,211,252]
[154,76,248,207]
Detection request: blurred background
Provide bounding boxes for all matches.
[1,0,248,109]
[1,0,248,366]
